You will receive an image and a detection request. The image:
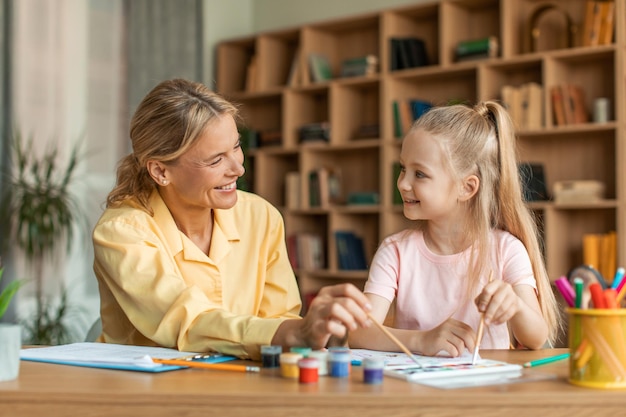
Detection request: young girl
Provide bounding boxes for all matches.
[349,101,560,357]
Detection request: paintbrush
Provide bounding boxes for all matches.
[472,270,494,365]
[367,312,422,367]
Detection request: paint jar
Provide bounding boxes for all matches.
[568,308,626,388]
[308,350,329,376]
[328,347,351,378]
[290,346,312,358]
[260,345,282,368]
[298,358,319,384]
[363,357,385,384]
[279,352,303,379]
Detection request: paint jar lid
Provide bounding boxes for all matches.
[363,357,385,369]
[261,345,282,354]
[280,352,303,364]
[328,349,351,362]
[290,346,312,357]
[298,358,319,369]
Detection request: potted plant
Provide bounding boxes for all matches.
[0,261,25,381]
[0,132,83,345]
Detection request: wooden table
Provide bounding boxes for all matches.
[1,348,625,417]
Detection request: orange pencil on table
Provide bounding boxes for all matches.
[152,358,260,372]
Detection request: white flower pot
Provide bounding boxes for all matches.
[0,323,21,381]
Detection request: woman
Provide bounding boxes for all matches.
[93,78,371,360]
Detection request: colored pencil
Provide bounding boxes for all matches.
[523,352,570,368]
[152,358,260,372]
[472,270,494,365]
[367,312,422,367]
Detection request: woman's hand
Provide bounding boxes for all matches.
[275,283,372,350]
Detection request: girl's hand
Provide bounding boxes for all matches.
[417,318,475,357]
[475,280,521,326]
[298,283,372,349]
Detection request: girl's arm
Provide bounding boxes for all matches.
[348,293,476,357]
[476,282,548,349]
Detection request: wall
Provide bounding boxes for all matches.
[252,0,427,32]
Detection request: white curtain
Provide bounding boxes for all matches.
[12,0,126,339]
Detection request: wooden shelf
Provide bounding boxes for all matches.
[217,0,625,302]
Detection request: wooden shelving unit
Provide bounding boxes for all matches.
[217,0,624,305]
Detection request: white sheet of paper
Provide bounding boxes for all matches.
[350,348,476,367]
[20,342,198,368]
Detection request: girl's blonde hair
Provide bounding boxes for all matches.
[106,78,239,214]
[409,101,560,346]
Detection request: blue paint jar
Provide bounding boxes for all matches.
[328,347,351,378]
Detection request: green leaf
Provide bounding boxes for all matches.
[0,269,25,320]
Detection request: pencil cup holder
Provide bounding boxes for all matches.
[568,308,626,388]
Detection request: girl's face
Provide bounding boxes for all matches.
[397,128,462,222]
[160,114,245,212]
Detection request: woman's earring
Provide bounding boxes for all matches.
[162,179,168,185]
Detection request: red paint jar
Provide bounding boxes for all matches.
[298,358,319,384]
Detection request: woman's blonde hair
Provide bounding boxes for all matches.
[409,101,560,346]
[106,79,238,213]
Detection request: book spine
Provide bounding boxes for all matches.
[455,36,498,58]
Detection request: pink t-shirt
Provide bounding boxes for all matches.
[364,229,537,349]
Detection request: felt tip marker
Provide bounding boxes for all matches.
[523,353,570,368]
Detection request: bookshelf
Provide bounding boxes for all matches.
[216,0,624,306]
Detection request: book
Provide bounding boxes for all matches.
[340,55,378,78]
[20,342,236,373]
[568,84,588,124]
[392,100,402,138]
[582,0,603,47]
[350,349,523,387]
[501,85,522,129]
[298,122,330,143]
[410,99,432,120]
[389,37,428,71]
[286,48,301,87]
[550,85,566,126]
[598,1,615,45]
[524,82,544,129]
[285,171,301,210]
[455,36,498,61]
[335,230,368,270]
[398,99,414,135]
[392,162,403,205]
[308,53,333,83]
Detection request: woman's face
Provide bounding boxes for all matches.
[161,114,245,212]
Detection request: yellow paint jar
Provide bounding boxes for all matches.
[280,352,303,379]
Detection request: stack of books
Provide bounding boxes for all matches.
[340,55,378,78]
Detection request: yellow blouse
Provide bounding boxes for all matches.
[92,190,302,360]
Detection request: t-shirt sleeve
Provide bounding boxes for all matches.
[363,238,400,302]
[500,232,537,290]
